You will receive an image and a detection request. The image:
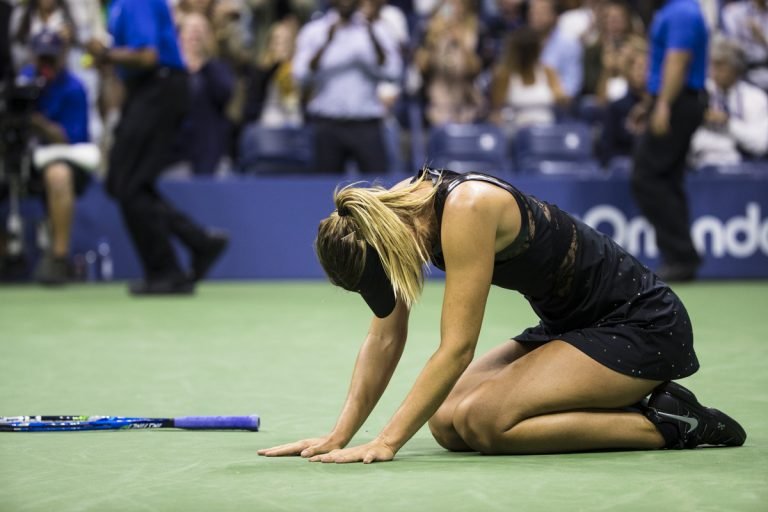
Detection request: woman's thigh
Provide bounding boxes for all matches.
[442,340,537,409]
[454,340,661,433]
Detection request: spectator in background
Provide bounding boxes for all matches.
[630,0,708,282]
[242,17,302,127]
[175,13,236,175]
[247,0,317,59]
[557,0,598,42]
[721,0,768,91]
[415,0,483,125]
[89,0,228,295]
[528,0,584,100]
[489,27,567,135]
[478,0,527,70]
[20,32,91,284]
[293,0,401,174]
[689,37,768,167]
[597,38,647,166]
[582,0,635,103]
[12,0,77,66]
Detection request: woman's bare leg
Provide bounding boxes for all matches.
[451,340,664,454]
[428,340,536,451]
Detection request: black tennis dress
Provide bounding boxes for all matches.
[422,168,699,381]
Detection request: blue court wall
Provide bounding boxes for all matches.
[63,173,768,280]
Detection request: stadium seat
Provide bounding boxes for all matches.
[513,122,601,175]
[427,123,510,174]
[238,124,314,174]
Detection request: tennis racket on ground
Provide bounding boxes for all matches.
[0,415,260,432]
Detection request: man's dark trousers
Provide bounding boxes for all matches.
[107,68,209,281]
[631,90,708,270]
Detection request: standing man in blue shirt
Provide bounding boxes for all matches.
[631,0,709,282]
[293,0,402,174]
[87,0,228,295]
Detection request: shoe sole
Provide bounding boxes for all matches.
[656,382,747,447]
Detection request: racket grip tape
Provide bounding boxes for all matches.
[172,415,260,431]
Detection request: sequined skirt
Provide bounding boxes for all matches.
[514,284,699,381]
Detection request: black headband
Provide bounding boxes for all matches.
[355,243,397,318]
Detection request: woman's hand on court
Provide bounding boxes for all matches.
[257,436,343,458]
[307,438,395,464]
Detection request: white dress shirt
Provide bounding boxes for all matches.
[292,10,402,119]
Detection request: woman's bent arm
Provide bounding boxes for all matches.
[329,303,410,445]
[258,301,409,457]
[376,185,498,452]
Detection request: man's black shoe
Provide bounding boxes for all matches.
[646,381,746,449]
[192,231,229,282]
[129,277,195,296]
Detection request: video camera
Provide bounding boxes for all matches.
[0,76,46,182]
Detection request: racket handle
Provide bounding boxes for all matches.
[173,415,260,431]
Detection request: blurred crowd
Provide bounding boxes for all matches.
[6,0,768,177]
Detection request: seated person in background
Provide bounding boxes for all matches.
[174,13,236,175]
[488,27,567,136]
[582,0,636,103]
[414,0,484,126]
[242,17,303,127]
[689,37,768,168]
[20,32,93,284]
[597,38,647,166]
[721,0,768,91]
[528,0,583,101]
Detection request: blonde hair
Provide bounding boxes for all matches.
[315,173,439,310]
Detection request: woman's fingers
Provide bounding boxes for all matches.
[259,437,339,458]
[257,441,307,457]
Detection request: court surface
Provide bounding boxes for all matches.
[1,280,766,512]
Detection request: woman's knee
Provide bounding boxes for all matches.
[453,390,519,454]
[428,405,470,452]
[44,163,73,194]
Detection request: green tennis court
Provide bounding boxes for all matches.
[1,281,766,511]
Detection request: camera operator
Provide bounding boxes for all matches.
[19,31,92,284]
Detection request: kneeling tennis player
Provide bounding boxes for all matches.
[258,168,746,463]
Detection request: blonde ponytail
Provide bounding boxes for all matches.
[315,174,438,309]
